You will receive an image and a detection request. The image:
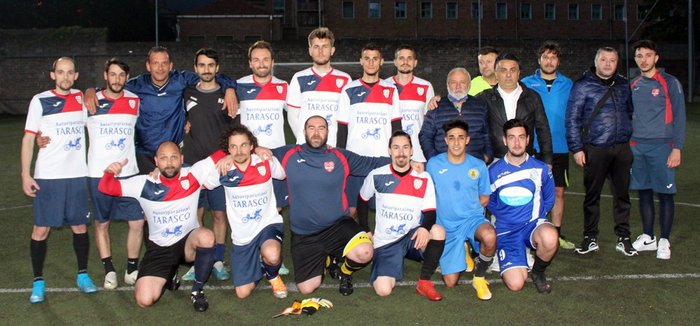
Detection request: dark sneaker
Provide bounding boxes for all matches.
[325,256,341,280]
[339,275,353,296]
[530,272,552,294]
[191,290,209,312]
[575,236,599,255]
[615,237,638,256]
[166,274,180,291]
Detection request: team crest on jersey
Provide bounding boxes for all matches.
[75,95,83,104]
[180,179,190,190]
[651,88,660,96]
[257,165,267,176]
[128,99,136,109]
[417,87,425,96]
[383,89,390,98]
[413,179,423,189]
[468,168,479,180]
[324,161,335,172]
[276,85,284,94]
[336,78,344,89]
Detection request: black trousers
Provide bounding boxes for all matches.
[582,143,633,238]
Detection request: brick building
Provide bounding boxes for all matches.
[177,0,650,41]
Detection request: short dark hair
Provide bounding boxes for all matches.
[442,120,469,135]
[147,46,170,63]
[248,40,274,60]
[104,58,129,75]
[220,124,258,154]
[632,39,657,54]
[304,115,328,129]
[194,48,219,65]
[478,46,499,56]
[394,44,416,59]
[495,53,520,69]
[503,118,530,136]
[52,56,75,72]
[388,130,412,148]
[362,42,382,58]
[538,41,562,57]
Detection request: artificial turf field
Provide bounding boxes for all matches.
[1,105,699,325]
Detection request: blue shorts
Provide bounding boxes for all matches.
[440,217,489,275]
[630,142,676,194]
[89,178,143,223]
[273,179,289,209]
[496,219,549,274]
[33,178,90,227]
[370,228,424,284]
[230,223,284,286]
[198,186,226,211]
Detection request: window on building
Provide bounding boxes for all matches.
[217,35,234,42]
[395,1,407,18]
[244,35,261,42]
[614,4,625,21]
[520,3,531,20]
[496,3,507,20]
[342,1,354,18]
[591,4,603,20]
[637,5,650,21]
[369,1,381,18]
[471,2,481,19]
[421,1,433,18]
[568,3,579,20]
[544,3,556,20]
[273,0,286,23]
[188,35,205,42]
[446,2,458,19]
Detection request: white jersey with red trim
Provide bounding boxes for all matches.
[385,76,434,162]
[86,90,139,177]
[24,89,87,179]
[359,165,436,248]
[201,154,285,246]
[99,157,219,246]
[337,79,402,157]
[236,75,288,148]
[286,67,351,147]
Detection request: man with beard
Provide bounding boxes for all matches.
[469,47,500,96]
[286,27,351,147]
[180,48,236,283]
[566,47,636,256]
[22,57,97,303]
[629,40,686,260]
[270,116,389,296]
[521,41,576,250]
[426,120,496,301]
[384,45,435,163]
[357,131,445,301]
[419,68,492,162]
[99,141,221,312]
[198,125,288,299]
[487,119,558,294]
[336,43,402,217]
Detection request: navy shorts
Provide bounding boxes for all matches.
[89,177,143,223]
[273,179,289,209]
[138,230,192,280]
[630,142,676,194]
[496,219,549,274]
[33,177,90,227]
[230,223,284,286]
[198,186,226,211]
[370,228,424,284]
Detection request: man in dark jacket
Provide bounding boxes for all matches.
[478,53,553,165]
[565,46,636,257]
[419,67,492,162]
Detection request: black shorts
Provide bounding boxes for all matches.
[136,152,156,175]
[537,153,569,188]
[291,216,364,283]
[138,231,192,281]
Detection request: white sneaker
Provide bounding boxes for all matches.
[124,270,138,285]
[526,248,535,269]
[104,271,118,290]
[656,238,671,260]
[632,234,657,251]
[487,259,500,273]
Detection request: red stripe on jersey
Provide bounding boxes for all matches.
[281,146,302,168]
[236,159,272,186]
[651,71,673,125]
[256,82,287,100]
[209,150,226,163]
[364,84,395,105]
[24,129,39,135]
[161,173,201,201]
[50,92,84,113]
[315,71,349,93]
[331,149,351,212]
[108,95,139,115]
[397,83,428,102]
[98,172,124,196]
[392,173,429,198]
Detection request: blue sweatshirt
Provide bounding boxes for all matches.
[630,70,686,150]
[521,70,573,154]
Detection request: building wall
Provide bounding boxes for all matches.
[177,16,283,42]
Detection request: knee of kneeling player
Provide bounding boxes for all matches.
[430,224,446,240]
[235,287,253,299]
[373,283,394,297]
[504,278,525,292]
[348,243,373,263]
[134,292,157,308]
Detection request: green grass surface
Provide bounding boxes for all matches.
[1,105,700,325]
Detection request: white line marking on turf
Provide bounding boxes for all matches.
[567,192,700,208]
[0,204,32,211]
[3,273,699,294]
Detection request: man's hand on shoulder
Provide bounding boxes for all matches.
[427,95,441,110]
[84,88,98,114]
[223,88,239,118]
